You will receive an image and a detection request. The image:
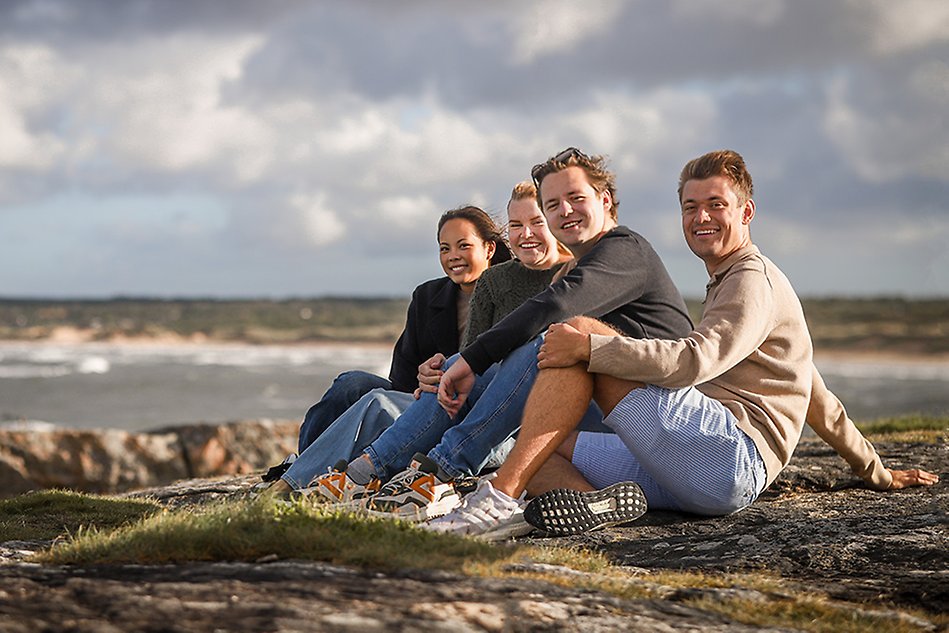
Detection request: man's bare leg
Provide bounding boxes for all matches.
[491,316,643,499]
[527,453,593,496]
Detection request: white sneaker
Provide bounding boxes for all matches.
[424,477,534,541]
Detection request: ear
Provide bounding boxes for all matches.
[741,198,755,225]
[600,189,613,216]
[486,240,497,260]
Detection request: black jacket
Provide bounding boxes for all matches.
[388,277,461,392]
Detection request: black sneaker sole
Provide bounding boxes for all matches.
[523,482,647,536]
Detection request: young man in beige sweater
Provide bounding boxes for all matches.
[427,149,938,538]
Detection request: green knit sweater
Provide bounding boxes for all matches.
[462,259,564,348]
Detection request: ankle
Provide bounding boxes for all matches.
[489,475,521,500]
[346,454,377,485]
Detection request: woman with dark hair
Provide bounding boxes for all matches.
[292,206,511,455]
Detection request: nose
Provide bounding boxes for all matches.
[522,224,535,238]
[696,207,711,223]
[557,200,573,216]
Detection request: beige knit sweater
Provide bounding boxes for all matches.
[588,245,891,490]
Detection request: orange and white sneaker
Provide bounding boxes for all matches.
[299,460,380,508]
[364,453,460,522]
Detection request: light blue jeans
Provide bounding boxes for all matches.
[297,370,392,453]
[366,336,606,481]
[282,388,415,489]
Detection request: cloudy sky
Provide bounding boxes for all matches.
[1,0,947,300]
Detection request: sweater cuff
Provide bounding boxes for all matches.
[587,333,614,373]
[864,460,894,491]
[460,343,492,376]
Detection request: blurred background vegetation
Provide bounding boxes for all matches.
[1,296,947,354]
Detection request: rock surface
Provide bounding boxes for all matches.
[0,436,945,631]
[0,419,298,497]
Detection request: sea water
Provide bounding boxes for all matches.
[0,341,947,431]
[0,341,390,431]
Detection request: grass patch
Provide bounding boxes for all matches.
[36,497,512,570]
[856,414,948,443]
[0,490,160,541]
[24,495,943,632]
[685,592,941,633]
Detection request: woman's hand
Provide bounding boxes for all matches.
[537,322,591,370]
[886,468,939,489]
[416,353,446,394]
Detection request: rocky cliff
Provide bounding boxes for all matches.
[0,419,299,497]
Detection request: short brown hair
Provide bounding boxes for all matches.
[677,150,754,204]
[531,148,619,220]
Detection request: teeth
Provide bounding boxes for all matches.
[562,221,580,229]
[519,242,540,248]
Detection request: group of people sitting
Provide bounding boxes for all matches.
[262,147,937,541]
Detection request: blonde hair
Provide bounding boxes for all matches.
[508,180,537,205]
[507,180,572,259]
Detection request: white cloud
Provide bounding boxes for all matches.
[509,0,625,64]
[562,88,718,179]
[857,0,949,53]
[321,109,391,154]
[670,0,785,27]
[79,33,274,183]
[0,44,68,168]
[0,99,62,169]
[823,72,949,183]
[377,195,440,229]
[290,192,347,246]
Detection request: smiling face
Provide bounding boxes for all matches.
[507,196,563,270]
[438,218,495,291]
[538,166,616,257]
[680,175,755,273]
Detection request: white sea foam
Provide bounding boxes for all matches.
[0,341,392,376]
[0,420,60,432]
[77,356,111,374]
[0,364,72,379]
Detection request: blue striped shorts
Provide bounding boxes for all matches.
[572,384,767,515]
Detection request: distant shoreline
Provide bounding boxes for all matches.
[0,326,394,350]
[2,326,948,364]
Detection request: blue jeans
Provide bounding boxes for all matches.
[283,388,415,489]
[366,336,606,480]
[297,370,392,453]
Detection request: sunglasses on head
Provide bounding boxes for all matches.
[531,147,591,187]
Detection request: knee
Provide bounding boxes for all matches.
[556,432,580,460]
[564,316,618,335]
[331,371,387,397]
